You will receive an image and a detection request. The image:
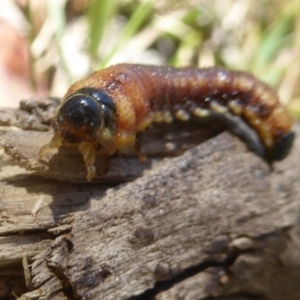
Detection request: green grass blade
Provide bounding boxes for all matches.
[48,0,73,83]
[98,1,153,69]
[250,9,294,84]
[170,30,202,66]
[86,0,118,61]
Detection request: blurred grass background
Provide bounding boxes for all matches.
[0,0,299,117]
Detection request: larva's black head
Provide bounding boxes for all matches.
[76,88,116,114]
[57,88,116,144]
[57,93,101,143]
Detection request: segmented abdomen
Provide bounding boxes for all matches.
[122,64,294,160]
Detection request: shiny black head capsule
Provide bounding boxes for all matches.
[76,87,117,131]
[76,88,117,113]
[75,88,117,132]
[57,88,117,144]
[57,93,101,143]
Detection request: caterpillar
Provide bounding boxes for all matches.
[39,64,295,180]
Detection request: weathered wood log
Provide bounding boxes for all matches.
[0,100,299,300]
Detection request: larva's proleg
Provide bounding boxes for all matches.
[40,64,295,180]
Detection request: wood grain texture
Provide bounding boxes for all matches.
[0,122,298,299]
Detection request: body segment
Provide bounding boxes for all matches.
[40,64,295,180]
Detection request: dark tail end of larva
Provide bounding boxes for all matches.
[219,113,295,163]
[249,131,295,164]
[270,131,295,161]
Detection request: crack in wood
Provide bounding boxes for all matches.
[127,248,253,300]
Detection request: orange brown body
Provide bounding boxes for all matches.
[40,63,295,180]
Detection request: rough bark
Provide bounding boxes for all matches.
[0,101,299,300]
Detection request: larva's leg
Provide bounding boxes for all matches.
[134,132,146,162]
[113,131,144,160]
[39,131,63,156]
[173,107,190,121]
[78,141,96,181]
[134,144,146,162]
[98,155,110,175]
[210,101,228,114]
